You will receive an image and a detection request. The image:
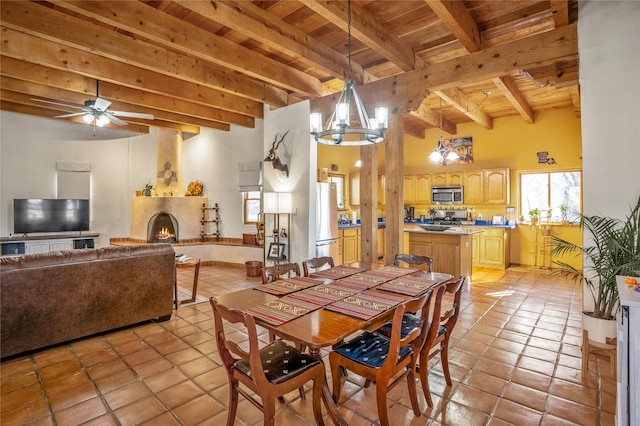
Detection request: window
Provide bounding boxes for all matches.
[520,170,581,222]
[243,191,261,224]
[328,174,346,209]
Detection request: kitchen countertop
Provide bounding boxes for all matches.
[338,220,517,230]
[404,227,484,235]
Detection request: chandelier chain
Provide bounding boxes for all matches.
[347,0,352,81]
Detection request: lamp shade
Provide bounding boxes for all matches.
[263,192,292,214]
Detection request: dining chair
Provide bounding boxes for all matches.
[393,253,433,272]
[328,291,433,426]
[210,298,326,426]
[261,262,301,283]
[302,256,335,276]
[418,275,465,406]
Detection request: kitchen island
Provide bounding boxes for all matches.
[405,227,483,278]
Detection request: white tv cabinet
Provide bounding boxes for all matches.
[0,233,99,257]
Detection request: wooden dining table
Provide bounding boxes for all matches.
[213,262,454,426]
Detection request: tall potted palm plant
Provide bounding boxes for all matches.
[551,196,640,341]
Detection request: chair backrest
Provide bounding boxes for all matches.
[439,276,465,335]
[393,253,433,272]
[302,256,335,276]
[211,298,271,388]
[261,262,301,283]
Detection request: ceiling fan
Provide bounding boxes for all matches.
[33,81,154,127]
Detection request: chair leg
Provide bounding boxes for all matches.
[329,352,345,402]
[375,380,391,426]
[406,365,421,416]
[418,351,433,407]
[312,373,326,426]
[263,398,277,426]
[441,340,453,386]
[226,381,240,426]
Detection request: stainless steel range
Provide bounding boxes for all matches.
[429,207,470,225]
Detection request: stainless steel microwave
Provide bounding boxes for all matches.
[431,185,464,205]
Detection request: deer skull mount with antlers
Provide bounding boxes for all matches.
[264,129,290,179]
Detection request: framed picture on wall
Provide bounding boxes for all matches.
[267,242,286,260]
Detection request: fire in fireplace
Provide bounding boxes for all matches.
[147,212,179,243]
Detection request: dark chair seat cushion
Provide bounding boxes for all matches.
[379,314,447,338]
[235,340,322,384]
[333,331,412,368]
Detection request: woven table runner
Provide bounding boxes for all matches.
[254,276,321,295]
[376,276,438,297]
[376,265,420,276]
[336,270,399,291]
[286,283,360,307]
[325,290,405,320]
[247,297,320,326]
[309,265,366,279]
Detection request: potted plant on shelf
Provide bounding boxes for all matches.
[551,196,640,341]
[529,208,540,226]
[559,203,570,225]
[143,182,153,197]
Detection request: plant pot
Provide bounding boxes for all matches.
[561,220,570,225]
[582,311,617,343]
[541,228,551,236]
[530,217,539,226]
[144,189,151,197]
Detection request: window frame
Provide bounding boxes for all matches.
[518,168,582,223]
[328,173,346,210]
[243,191,261,225]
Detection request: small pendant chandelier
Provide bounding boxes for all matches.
[309,0,388,146]
[429,98,459,164]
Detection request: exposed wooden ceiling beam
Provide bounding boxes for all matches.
[173,0,365,85]
[298,0,417,72]
[424,0,482,52]
[409,100,457,135]
[491,76,535,124]
[0,1,282,111]
[0,60,253,128]
[52,0,324,98]
[436,88,493,130]
[550,0,570,27]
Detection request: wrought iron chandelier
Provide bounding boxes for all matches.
[429,98,459,164]
[309,0,388,146]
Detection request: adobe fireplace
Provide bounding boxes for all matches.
[147,212,179,243]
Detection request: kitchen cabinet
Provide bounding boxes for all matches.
[342,228,359,264]
[25,241,51,255]
[432,172,462,187]
[407,231,473,277]
[432,173,447,187]
[448,172,463,186]
[484,168,510,204]
[415,174,431,204]
[403,175,415,204]
[468,227,511,269]
[463,171,484,205]
[338,232,344,266]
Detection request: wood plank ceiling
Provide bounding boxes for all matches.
[0,0,580,137]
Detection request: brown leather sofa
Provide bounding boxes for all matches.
[1,244,175,359]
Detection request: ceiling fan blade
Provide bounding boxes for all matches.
[108,115,128,126]
[32,98,85,110]
[93,97,111,111]
[110,110,155,120]
[55,112,88,118]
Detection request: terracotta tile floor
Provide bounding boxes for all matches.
[1,265,617,425]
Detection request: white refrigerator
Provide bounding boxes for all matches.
[316,182,339,262]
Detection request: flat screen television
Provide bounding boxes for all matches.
[13,199,90,234]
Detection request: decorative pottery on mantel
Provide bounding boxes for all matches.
[186,181,203,196]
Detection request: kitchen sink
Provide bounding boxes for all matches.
[419,224,453,232]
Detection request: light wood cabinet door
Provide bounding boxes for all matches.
[464,171,484,205]
[447,172,463,186]
[408,233,433,258]
[432,173,447,187]
[403,175,415,204]
[415,174,431,204]
[338,230,344,265]
[432,238,460,278]
[342,229,358,264]
[484,169,510,204]
[471,230,481,265]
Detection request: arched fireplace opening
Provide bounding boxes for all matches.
[147,212,179,243]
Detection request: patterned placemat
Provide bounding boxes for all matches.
[377,265,420,276]
[309,265,366,279]
[376,276,438,297]
[325,290,405,320]
[286,283,360,307]
[336,270,399,291]
[247,298,320,326]
[254,276,321,295]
